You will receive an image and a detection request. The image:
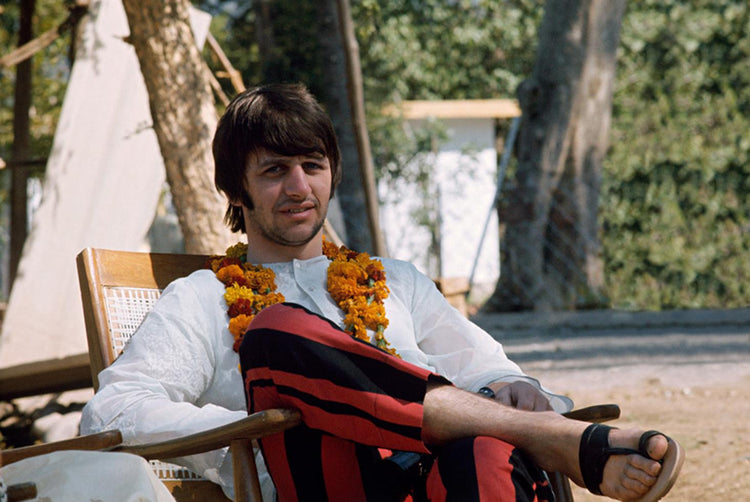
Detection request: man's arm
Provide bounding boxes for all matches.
[80,271,247,489]
[395,260,572,412]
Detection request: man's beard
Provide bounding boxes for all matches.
[258,215,326,248]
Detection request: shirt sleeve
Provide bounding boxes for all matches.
[79,271,247,489]
[403,263,573,413]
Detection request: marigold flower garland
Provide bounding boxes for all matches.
[206,240,396,356]
[322,239,395,356]
[206,242,285,351]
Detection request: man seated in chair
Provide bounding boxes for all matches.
[81,83,682,502]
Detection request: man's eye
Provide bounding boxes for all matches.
[304,162,323,170]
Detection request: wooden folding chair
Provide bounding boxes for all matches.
[75,247,301,502]
[72,246,619,502]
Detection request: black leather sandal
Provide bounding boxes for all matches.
[579,423,685,502]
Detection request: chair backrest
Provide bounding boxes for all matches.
[76,248,231,501]
[76,248,208,390]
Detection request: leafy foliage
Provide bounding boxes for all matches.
[0,1,71,166]
[602,0,750,309]
[353,0,542,174]
[197,0,324,100]
[2,0,747,309]
[354,0,541,102]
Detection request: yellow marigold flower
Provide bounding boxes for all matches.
[225,284,256,305]
[343,314,368,341]
[362,305,385,326]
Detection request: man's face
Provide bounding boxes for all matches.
[239,148,332,259]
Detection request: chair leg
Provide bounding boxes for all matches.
[548,471,574,502]
[231,438,262,502]
[7,482,37,502]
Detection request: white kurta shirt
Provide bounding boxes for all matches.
[80,255,572,500]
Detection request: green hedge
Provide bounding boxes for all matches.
[602,1,750,309]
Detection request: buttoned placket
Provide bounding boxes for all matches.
[289,257,345,328]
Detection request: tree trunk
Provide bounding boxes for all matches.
[121,0,234,254]
[316,0,382,255]
[9,0,35,292]
[487,0,625,312]
[253,0,277,82]
[334,0,386,257]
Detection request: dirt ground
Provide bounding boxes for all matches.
[555,376,750,501]
[472,310,750,502]
[516,358,750,501]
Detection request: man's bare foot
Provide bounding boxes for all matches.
[578,424,684,502]
[600,429,667,500]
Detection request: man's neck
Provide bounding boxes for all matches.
[244,234,324,264]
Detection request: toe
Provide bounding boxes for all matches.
[643,433,669,462]
[626,455,660,487]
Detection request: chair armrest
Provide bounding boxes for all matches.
[0,430,123,467]
[114,408,301,460]
[562,404,620,423]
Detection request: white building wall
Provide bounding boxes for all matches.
[379,117,500,300]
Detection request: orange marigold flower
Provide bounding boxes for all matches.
[265,292,286,305]
[228,314,254,337]
[327,277,361,303]
[244,267,277,291]
[328,260,364,280]
[322,238,341,259]
[216,264,246,286]
[343,314,368,341]
[354,252,373,267]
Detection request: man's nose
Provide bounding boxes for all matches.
[284,165,312,197]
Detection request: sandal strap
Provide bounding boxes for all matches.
[579,423,611,495]
[638,430,666,460]
[579,424,641,495]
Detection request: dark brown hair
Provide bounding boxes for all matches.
[213,83,342,233]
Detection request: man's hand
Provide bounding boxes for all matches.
[491,381,553,411]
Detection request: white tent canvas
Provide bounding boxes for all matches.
[0,0,210,367]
